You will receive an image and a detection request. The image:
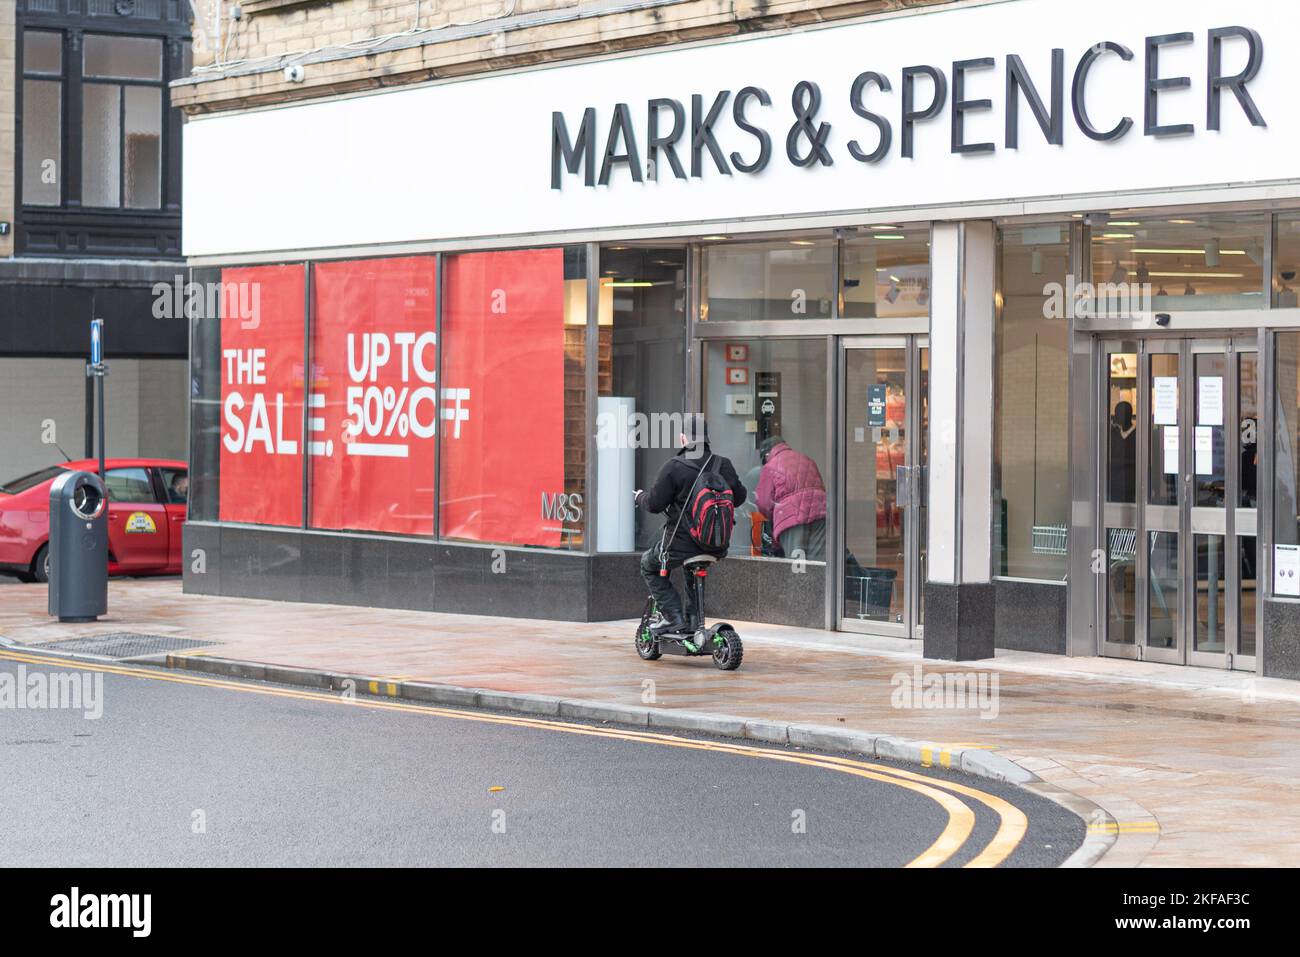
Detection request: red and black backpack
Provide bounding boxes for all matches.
[684,456,735,549]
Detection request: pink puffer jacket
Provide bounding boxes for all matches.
[754,443,827,539]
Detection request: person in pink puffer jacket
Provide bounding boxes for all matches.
[754,436,827,561]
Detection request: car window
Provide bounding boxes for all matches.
[105,468,158,504]
[0,465,67,495]
[156,467,189,505]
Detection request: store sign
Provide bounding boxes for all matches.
[309,257,440,536]
[220,265,305,527]
[218,254,570,543]
[551,27,1263,187]
[184,0,1300,257]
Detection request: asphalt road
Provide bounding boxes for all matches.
[0,651,1084,867]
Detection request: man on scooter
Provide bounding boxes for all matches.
[634,416,747,636]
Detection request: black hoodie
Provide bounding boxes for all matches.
[638,442,747,558]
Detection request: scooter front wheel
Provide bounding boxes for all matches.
[636,605,663,661]
[711,626,743,671]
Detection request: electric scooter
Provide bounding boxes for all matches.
[635,553,744,670]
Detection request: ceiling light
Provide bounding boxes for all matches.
[1108,221,1141,227]
[874,234,908,241]
[1103,233,1135,240]
[1133,271,1244,279]
[1205,239,1221,268]
[1129,247,1246,256]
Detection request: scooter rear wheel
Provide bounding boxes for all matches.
[711,626,743,671]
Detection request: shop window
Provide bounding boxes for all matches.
[188,267,223,523]
[704,339,828,562]
[840,227,931,319]
[216,264,307,528]
[1273,213,1300,307]
[994,224,1071,581]
[596,245,688,552]
[308,257,438,536]
[1091,212,1266,312]
[702,237,836,321]
[1274,332,1300,596]
[439,247,588,549]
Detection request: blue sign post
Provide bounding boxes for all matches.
[88,319,107,477]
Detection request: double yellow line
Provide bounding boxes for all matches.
[0,648,1027,867]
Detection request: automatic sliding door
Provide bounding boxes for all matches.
[1232,343,1260,671]
[1099,337,1244,669]
[1188,341,1230,667]
[1141,343,1184,664]
[1101,342,1140,657]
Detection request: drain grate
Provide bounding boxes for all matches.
[37,633,217,659]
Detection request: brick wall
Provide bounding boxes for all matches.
[176,0,960,114]
[0,0,15,259]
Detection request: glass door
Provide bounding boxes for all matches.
[1142,340,1184,664]
[1098,337,1256,669]
[838,337,928,637]
[1100,342,1140,659]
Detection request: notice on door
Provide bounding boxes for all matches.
[1275,544,1300,597]
[1153,376,1179,426]
[1195,425,1214,476]
[1163,427,1179,474]
[867,384,887,427]
[1198,376,1224,426]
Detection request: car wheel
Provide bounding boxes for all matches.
[31,544,50,584]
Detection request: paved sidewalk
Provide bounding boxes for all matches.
[4,578,1298,867]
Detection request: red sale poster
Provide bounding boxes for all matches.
[219,264,305,526]
[309,256,438,535]
[440,249,568,547]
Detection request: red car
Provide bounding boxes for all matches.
[0,458,188,583]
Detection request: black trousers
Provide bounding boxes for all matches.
[639,543,701,624]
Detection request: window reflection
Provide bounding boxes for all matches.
[841,227,930,319]
[995,224,1070,580]
[702,238,835,321]
[1106,352,1138,503]
[706,339,828,562]
[597,245,688,551]
[1092,212,1266,312]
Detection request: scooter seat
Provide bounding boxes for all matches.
[683,554,718,567]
